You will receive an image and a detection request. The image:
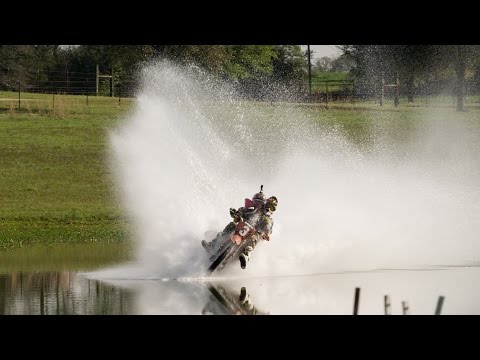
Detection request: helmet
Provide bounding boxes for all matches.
[253,191,266,202]
[252,191,266,208]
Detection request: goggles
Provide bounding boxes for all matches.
[265,202,276,212]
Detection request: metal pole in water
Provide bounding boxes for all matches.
[353,287,360,315]
[384,295,391,315]
[435,296,445,315]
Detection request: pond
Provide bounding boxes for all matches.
[2,252,479,315]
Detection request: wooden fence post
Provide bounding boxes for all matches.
[110,68,114,97]
[402,301,409,315]
[96,64,99,96]
[326,82,329,109]
[394,72,399,107]
[380,72,385,106]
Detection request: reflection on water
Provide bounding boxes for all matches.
[2,266,480,314]
[0,271,265,315]
[203,284,268,315]
[0,272,134,315]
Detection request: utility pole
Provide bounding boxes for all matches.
[307,45,312,100]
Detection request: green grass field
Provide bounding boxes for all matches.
[0,92,134,252]
[1,90,479,257]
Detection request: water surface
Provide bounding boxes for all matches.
[2,265,479,315]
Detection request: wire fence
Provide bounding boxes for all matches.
[302,76,480,108]
[2,69,480,111]
[0,69,138,98]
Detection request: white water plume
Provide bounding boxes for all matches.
[108,60,480,279]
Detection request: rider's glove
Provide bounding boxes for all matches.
[229,208,238,218]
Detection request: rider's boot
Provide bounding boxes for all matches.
[202,230,224,252]
[240,287,253,309]
[239,245,254,269]
[201,240,215,253]
[239,287,247,302]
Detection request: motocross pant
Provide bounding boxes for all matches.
[241,233,260,261]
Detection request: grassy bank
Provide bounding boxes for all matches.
[0,243,133,272]
[0,92,134,251]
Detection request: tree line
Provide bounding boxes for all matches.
[1,45,479,110]
[340,45,480,111]
[0,45,308,99]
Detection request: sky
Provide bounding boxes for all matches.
[301,45,342,60]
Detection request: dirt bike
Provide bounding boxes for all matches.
[203,214,258,273]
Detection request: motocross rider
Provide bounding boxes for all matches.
[201,189,266,252]
[239,195,277,269]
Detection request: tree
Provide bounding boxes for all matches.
[152,45,230,76]
[340,45,397,98]
[65,45,156,95]
[388,46,436,102]
[417,45,480,111]
[272,45,306,85]
[0,46,39,90]
[152,45,277,81]
[224,45,277,80]
[314,56,333,72]
[436,45,480,111]
[330,54,354,72]
[339,45,480,110]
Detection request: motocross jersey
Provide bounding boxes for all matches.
[255,214,273,240]
[235,206,262,226]
[235,208,272,240]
